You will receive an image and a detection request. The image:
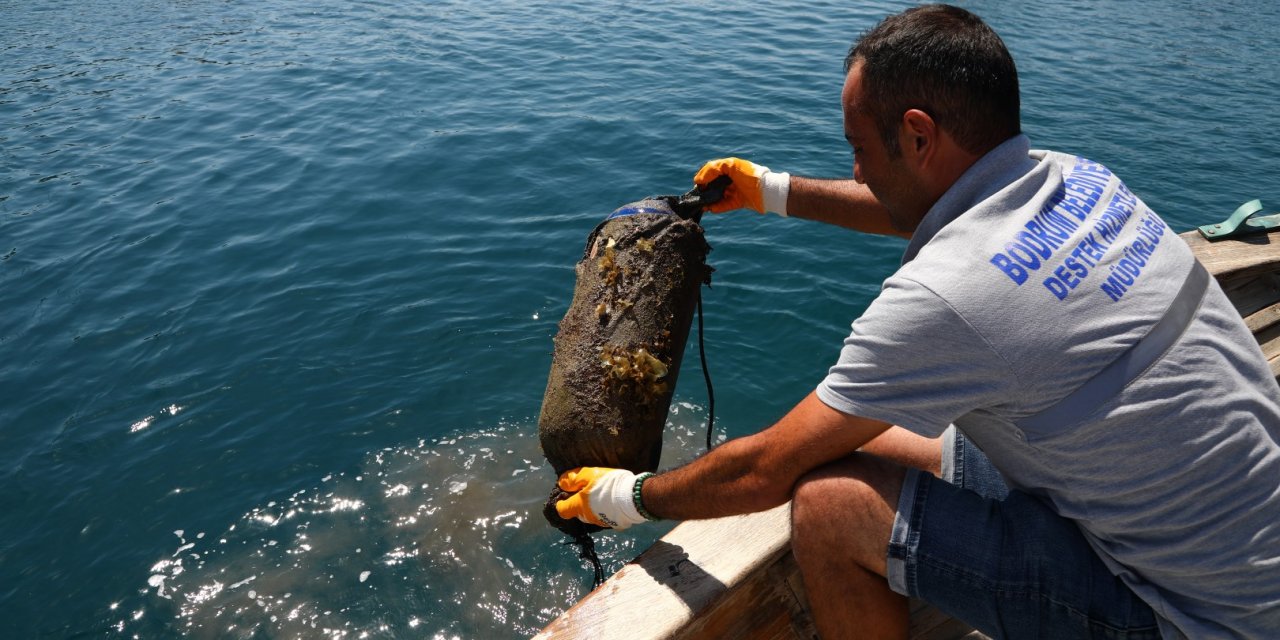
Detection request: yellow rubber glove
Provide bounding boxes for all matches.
[693,157,790,216]
[555,467,647,530]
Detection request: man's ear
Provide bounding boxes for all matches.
[899,108,937,164]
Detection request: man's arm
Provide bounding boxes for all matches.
[640,391,893,520]
[786,176,909,238]
[693,158,907,238]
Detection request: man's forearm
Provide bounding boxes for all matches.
[638,391,893,522]
[640,434,788,521]
[787,176,908,238]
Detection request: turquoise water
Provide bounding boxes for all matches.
[3,1,1277,637]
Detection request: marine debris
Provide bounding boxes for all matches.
[537,200,711,479]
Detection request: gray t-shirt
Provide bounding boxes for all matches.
[817,135,1280,639]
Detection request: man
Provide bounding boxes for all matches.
[555,5,1280,639]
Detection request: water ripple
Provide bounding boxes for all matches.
[1,0,1276,637]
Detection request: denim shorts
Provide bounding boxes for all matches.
[887,427,1162,639]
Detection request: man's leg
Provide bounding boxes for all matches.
[791,452,911,640]
[795,428,1161,640]
[790,426,943,638]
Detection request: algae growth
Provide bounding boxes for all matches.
[537,202,711,476]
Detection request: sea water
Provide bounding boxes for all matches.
[2,1,1277,637]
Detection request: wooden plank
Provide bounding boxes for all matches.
[1255,321,1280,381]
[534,504,793,640]
[1179,229,1280,281]
[1244,302,1280,336]
[535,503,985,640]
[1218,272,1280,319]
[672,550,816,640]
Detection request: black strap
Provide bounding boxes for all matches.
[698,288,716,450]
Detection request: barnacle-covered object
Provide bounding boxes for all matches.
[538,198,711,477]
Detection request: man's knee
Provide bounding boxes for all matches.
[794,459,874,528]
[792,454,904,518]
[790,454,905,575]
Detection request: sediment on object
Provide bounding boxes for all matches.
[538,201,711,477]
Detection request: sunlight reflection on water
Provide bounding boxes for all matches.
[116,406,714,638]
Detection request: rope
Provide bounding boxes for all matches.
[697,288,716,451]
[566,529,606,587]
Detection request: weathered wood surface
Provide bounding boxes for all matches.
[1180,228,1280,281]
[1181,229,1280,380]
[535,229,1280,640]
[536,504,795,639]
[535,504,975,640]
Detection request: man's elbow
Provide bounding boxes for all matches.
[738,470,793,513]
[741,447,803,512]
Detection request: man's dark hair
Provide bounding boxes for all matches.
[845,4,1020,157]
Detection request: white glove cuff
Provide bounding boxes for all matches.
[761,170,790,217]
[593,470,647,530]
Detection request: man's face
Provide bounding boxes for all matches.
[841,60,926,233]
